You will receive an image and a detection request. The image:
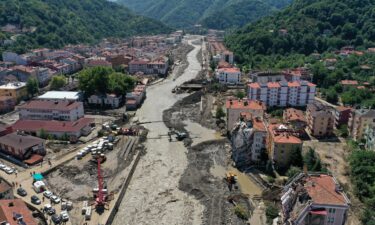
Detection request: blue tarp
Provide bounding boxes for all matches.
[33,173,44,181]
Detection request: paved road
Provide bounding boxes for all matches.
[112,36,204,225]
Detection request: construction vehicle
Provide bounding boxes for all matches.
[92,158,108,211]
[167,131,188,141]
[226,172,237,184]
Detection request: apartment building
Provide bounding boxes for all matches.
[0,82,27,102]
[247,80,316,107]
[18,100,84,121]
[231,113,267,166]
[348,109,375,141]
[128,58,168,75]
[306,101,334,137]
[226,98,266,131]
[267,123,303,169]
[334,106,352,128]
[281,173,350,225]
[216,67,241,85]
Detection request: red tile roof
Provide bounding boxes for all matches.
[336,106,352,112]
[268,82,281,88]
[340,80,358,85]
[248,82,260,89]
[0,199,38,225]
[304,175,348,205]
[284,108,306,123]
[19,100,82,111]
[288,81,300,87]
[218,67,240,73]
[253,118,266,132]
[12,117,94,133]
[273,133,302,144]
[226,99,266,111]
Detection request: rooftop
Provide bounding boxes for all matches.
[0,132,44,150]
[226,98,266,111]
[12,117,94,133]
[284,108,306,123]
[37,91,81,101]
[19,100,82,111]
[0,199,38,225]
[0,82,26,90]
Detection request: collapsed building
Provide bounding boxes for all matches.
[279,173,350,225]
[231,112,267,168]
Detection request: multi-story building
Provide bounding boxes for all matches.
[306,101,334,137]
[9,66,50,85]
[128,58,169,75]
[348,109,375,141]
[18,100,84,121]
[247,80,316,107]
[0,82,27,102]
[267,123,303,169]
[216,67,241,85]
[231,113,267,166]
[0,96,16,113]
[280,173,350,225]
[88,94,122,109]
[226,98,266,131]
[334,106,352,128]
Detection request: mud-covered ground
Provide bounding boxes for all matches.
[164,92,252,225]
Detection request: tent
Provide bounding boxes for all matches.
[33,181,46,193]
[33,173,44,181]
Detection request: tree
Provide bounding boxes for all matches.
[265,203,279,224]
[26,78,39,97]
[289,147,303,168]
[50,75,66,90]
[216,107,225,119]
[39,129,47,139]
[235,90,246,99]
[286,166,302,178]
[303,148,322,172]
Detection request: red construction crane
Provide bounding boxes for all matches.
[96,158,105,208]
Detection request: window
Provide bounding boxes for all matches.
[328,208,336,214]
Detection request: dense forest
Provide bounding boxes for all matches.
[226,0,375,63]
[0,0,171,54]
[117,0,291,29]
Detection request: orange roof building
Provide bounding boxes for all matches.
[281,173,350,225]
[267,123,303,169]
[226,98,266,131]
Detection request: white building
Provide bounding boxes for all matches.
[18,100,84,121]
[247,80,316,107]
[216,67,241,85]
[37,91,81,101]
[88,94,122,109]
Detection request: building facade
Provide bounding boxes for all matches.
[348,109,375,141]
[247,80,316,107]
[306,101,335,137]
[18,100,84,121]
[216,67,241,85]
[0,132,45,160]
[334,106,352,128]
[0,82,27,102]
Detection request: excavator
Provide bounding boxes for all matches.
[226,172,237,191]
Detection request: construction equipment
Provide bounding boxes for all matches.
[93,158,108,211]
[226,172,237,185]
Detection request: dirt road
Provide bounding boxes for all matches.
[112,36,204,225]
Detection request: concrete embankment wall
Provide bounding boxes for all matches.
[105,150,141,225]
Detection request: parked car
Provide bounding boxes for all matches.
[4,167,14,174]
[31,195,41,205]
[43,190,53,199]
[0,163,5,170]
[44,204,56,215]
[60,211,69,222]
[50,195,61,204]
[17,187,27,196]
[51,214,62,224]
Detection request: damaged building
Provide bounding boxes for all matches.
[231,112,267,168]
[279,173,350,225]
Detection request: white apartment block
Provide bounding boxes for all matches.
[247,80,316,107]
[19,100,84,121]
[216,67,241,85]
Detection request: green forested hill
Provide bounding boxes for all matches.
[117,0,291,29]
[225,0,375,63]
[0,0,171,53]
